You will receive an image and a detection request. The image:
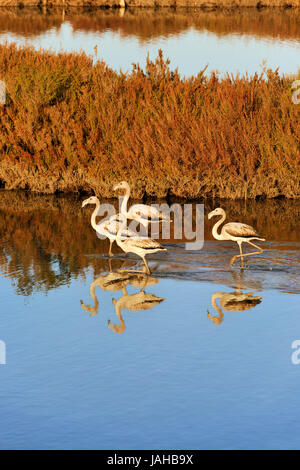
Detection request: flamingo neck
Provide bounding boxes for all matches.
[210,293,224,322]
[114,301,121,317]
[211,293,222,313]
[90,282,99,310]
[212,213,226,240]
[120,186,130,216]
[114,299,126,323]
[110,304,126,333]
[116,217,126,243]
[91,200,101,232]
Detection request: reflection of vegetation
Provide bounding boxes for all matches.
[0,192,109,295]
[0,43,299,198]
[0,192,298,295]
[1,7,300,42]
[0,7,62,37]
[69,7,300,42]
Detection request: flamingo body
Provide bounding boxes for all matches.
[114,181,168,225]
[116,214,167,275]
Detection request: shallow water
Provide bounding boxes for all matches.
[0,192,299,449]
[0,7,300,76]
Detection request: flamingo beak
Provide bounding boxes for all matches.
[208,211,214,219]
[82,199,89,208]
[113,184,120,191]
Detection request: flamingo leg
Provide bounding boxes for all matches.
[247,240,264,254]
[117,257,144,274]
[239,242,244,269]
[119,254,150,275]
[230,241,244,268]
[230,240,263,267]
[108,240,113,257]
[142,256,151,275]
[207,309,224,325]
[140,276,148,292]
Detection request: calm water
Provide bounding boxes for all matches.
[0,8,300,448]
[0,7,299,76]
[0,192,299,449]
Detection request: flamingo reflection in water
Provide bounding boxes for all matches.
[80,262,164,333]
[108,276,164,334]
[80,260,132,317]
[207,288,263,325]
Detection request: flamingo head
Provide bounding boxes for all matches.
[113,181,129,192]
[82,196,99,208]
[208,207,225,220]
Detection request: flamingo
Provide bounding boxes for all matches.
[80,259,132,316]
[115,214,167,275]
[208,208,265,268]
[113,181,169,226]
[82,196,137,257]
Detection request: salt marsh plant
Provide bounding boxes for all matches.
[0,44,299,198]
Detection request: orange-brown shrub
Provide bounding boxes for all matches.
[0,43,299,198]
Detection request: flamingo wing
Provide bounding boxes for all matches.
[123,238,165,250]
[94,221,108,237]
[105,220,137,238]
[129,204,163,220]
[129,294,165,311]
[223,222,261,238]
[224,297,262,311]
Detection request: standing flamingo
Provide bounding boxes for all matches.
[115,214,167,275]
[82,196,137,257]
[208,208,265,268]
